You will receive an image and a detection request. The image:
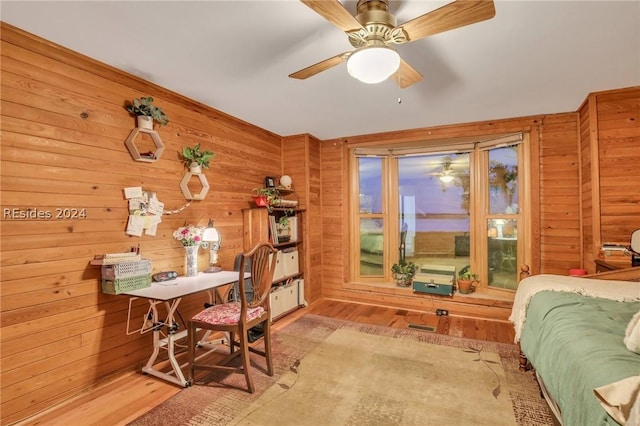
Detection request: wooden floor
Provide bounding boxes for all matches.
[15,299,516,426]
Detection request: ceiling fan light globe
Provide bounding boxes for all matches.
[439,174,454,183]
[347,46,400,84]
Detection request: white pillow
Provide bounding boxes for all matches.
[594,376,640,425]
[625,310,640,354]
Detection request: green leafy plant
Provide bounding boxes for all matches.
[252,187,281,207]
[458,270,479,281]
[457,269,479,294]
[182,143,215,169]
[391,261,418,287]
[391,261,418,277]
[278,216,290,228]
[125,96,169,126]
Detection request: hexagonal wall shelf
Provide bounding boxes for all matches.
[125,128,165,162]
[180,170,210,201]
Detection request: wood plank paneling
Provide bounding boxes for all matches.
[318,89,639,314]
[2,20,639,425]
[577,88,640,272]
[538,113,582,275]
[0,22,282,424]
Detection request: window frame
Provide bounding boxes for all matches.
[348,133,531,294]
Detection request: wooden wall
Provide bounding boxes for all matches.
[538,114,582,274]
[1,20,638,425]
[579,88,640,268]
[0,23,285,424]
[281,134,322,304]
[319,86,640,313]
[319,117,547,317]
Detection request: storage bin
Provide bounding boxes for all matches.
[282,249,299,277]
[270,251,285,282]
[101,259,151,280]
[101,274,151,294]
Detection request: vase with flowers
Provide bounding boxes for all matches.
[173,224,205,276]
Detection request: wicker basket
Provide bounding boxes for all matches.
[101,274,151,294]
[101,259,152,280]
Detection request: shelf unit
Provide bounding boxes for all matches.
[124,127,164,162]
[243,206,305,320]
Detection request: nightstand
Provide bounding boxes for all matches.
[594,259,632,272]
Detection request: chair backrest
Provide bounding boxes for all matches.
[237,242,278,314]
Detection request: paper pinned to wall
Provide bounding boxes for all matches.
[124,188,164,237]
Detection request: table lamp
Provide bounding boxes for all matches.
[202,219,222,273]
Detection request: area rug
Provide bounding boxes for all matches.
[129,314,554,426]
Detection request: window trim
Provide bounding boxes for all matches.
[348,132,531,293]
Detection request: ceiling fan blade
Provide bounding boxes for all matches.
[392,58,422,89]
[289,52,350,80]
[300,0,364,32]
[398,0,496,42]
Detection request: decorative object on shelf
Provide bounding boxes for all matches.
[181,143,215,170]
[279,175,292,189]
[265,176,276,188]
[457,269,479,294]
[179,144,214,201]
[252,187,298,211]
[391,261,417,287]
[277,215,291,242]
[173,224,205,277]
[202,219,222,273]
[125,96,169,126]
[124,97,168,162]
[252,187,280,211]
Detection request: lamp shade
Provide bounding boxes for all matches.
[202,219,220,243]
[439,174,454,183]
[347,46,400,84]
[201,226,219,242]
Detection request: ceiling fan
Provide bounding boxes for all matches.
[289,0,495,88]
[428,157,465,183]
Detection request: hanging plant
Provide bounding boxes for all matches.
[125,96,169,126]
[181,143,215,169]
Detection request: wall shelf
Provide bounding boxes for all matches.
[125,127,164,162]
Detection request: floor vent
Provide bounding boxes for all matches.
[407,324,436,332]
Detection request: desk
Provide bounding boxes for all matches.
[124,271,244,386]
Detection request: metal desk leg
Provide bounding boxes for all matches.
[140,297,190,387]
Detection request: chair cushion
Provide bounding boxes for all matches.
[192,302,264,325]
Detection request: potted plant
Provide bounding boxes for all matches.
[277,216,291,241]
[391,261,418,287]
[252,187,281,210]
[181,143,215,173]
[457,269,479,294]
[125,96,169,128]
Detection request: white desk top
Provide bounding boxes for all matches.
[123,271,246,301]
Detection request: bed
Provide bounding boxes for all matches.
[510,269,640,426]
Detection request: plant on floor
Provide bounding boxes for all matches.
[125,96,169,126]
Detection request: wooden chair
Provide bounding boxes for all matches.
[188,241,277,393]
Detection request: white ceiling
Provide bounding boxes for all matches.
[2,1,639,140]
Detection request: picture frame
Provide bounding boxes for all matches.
[264,176,276,188]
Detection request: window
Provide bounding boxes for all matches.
[350,134,527,293]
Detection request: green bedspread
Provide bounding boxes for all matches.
[520,291,640,426]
